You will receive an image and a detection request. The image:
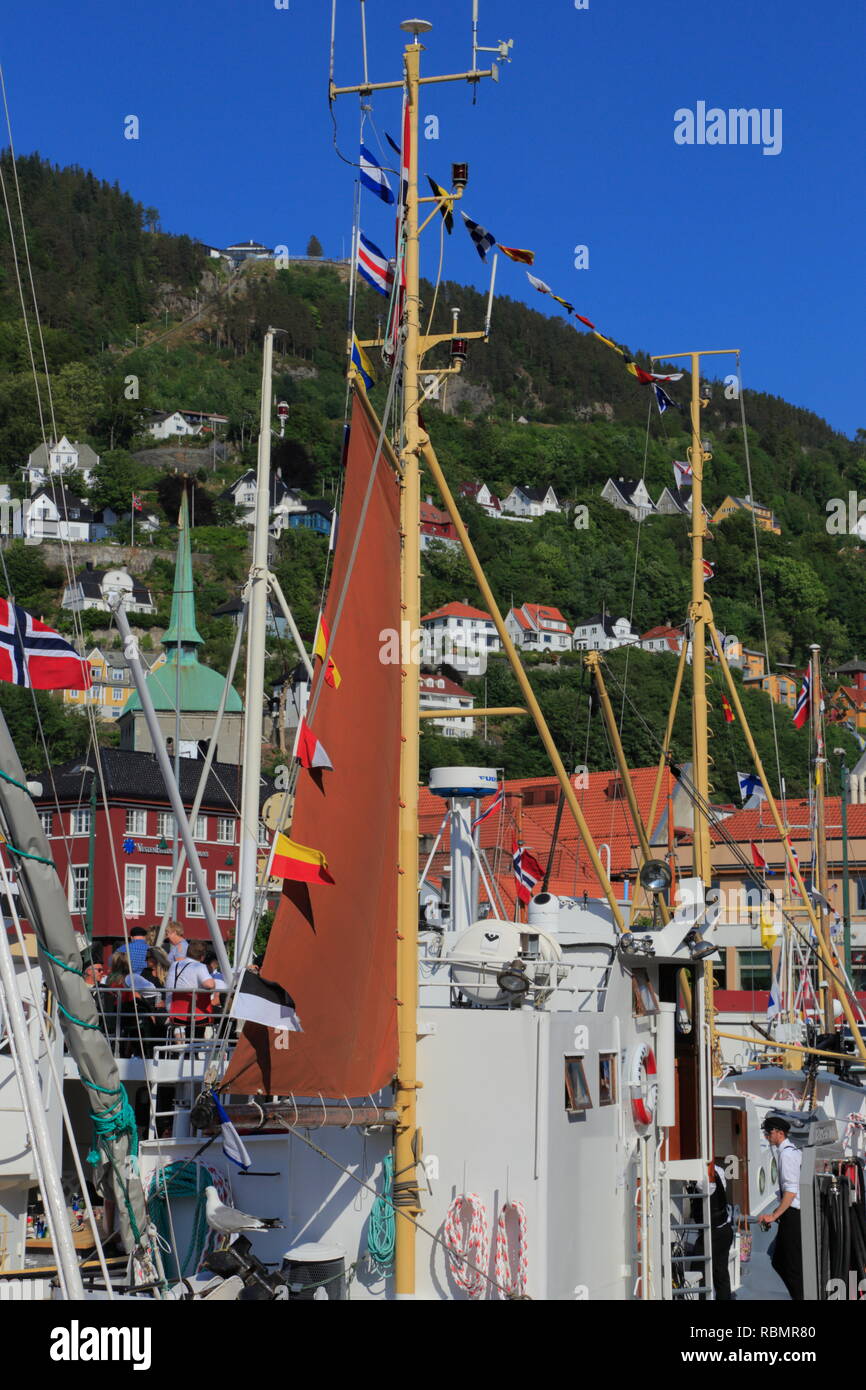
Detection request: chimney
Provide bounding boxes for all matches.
[426,495,433,506]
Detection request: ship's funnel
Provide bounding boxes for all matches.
[429,767,498,935]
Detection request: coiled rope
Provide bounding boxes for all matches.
[367,1153,396,1268]
[147,1162,230,1281]
[494,1200,528,1299]
[444,1193,489,1299]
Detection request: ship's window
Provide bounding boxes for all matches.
[631,969,659,1016]
[739,948,772,991]
[598,1052,617,1106]
[564,1056,592,1113]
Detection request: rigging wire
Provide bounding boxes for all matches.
[618,392,655,731]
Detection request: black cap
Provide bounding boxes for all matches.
[762,1114,791,1134]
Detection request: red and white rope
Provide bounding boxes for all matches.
[494,1200,528,1299]
[444,1193,489,1299]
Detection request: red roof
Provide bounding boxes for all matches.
[640,625,683,641]
[420,501,451,526]
[418,766,674,912]
[420,675,473,699]
[710,796,866,847]
[421,602,493,624]
[517,603,572,634]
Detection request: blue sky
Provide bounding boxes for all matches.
[2,0,864,435]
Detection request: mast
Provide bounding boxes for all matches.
[236,327,276,976]
[811,643,834,1032]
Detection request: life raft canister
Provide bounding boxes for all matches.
[629,1042,657,1127]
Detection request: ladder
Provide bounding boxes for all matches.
[663,1171,714,1299]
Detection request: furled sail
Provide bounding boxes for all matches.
[224,395,401,1097]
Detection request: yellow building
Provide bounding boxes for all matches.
[64,646,166,722]
[710,494,781,535]
[742,670,799,710]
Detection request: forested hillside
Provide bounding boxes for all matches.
[0,154,863,792]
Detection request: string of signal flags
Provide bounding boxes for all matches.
[356,139,686,415]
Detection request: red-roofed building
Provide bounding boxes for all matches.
[419,674,475,737]
[421,601,500,676]
[639,625,689,657]
[420,498,459,552]
[506,602,572,653]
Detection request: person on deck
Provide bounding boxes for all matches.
[165,922,188,966]
[126,926,149,974]
[166,940,215,1040]
[708,1160,733,1300]
[760,1115,803,1301]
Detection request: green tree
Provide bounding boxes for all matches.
[306,235,323,257]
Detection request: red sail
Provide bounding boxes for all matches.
[224,398,401,1096]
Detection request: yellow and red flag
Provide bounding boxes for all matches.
[313,617,341,689]
[721,694,734,724]
[499,244,535,265]
[271,834,334,886]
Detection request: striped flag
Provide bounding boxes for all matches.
[654,384,680,415]
[271,834,335,886]
[296,718,333,772]
[721,693,734,722]
[461,212,496,261]
[231,968,302,1032]
[359,144,394,204]
[471,789,504,831]
[512,836,544,905]
[213,1094,252,1170]
[793,669,811,730]
[787,843,800,893]
[0,598,90,690]
[673,460,693,487]
[356,233,395,296]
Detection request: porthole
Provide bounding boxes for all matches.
[758,1166,766,1194]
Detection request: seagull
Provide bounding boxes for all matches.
[204,1186,284,1234]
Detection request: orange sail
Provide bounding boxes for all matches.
[223,396,401,1096]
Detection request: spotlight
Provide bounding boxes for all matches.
[496,958,529,997]
[639,859,672,895]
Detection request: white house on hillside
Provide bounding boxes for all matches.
[639,625,691,659]
[459,482,502,518]
[506,602,572,653]
[500,485,561,519]
[572,613,639,652]
[24,486,93,542]
[224,470,304,535]
[600,478,656,521]
[421,601,500,676]
[24,436,98,494]
[419,674,475,738]
[62,564,155,616]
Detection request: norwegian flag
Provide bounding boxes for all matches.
[793,669,811,730]
[673,460,693,488]
[356,233,395,297]
[472,788,504,831]
[512,836,544,905]
[0,598,90,690]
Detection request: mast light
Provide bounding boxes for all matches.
[400,18,433,35]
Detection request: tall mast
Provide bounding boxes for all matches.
[811,643,834,1031]
[236,327,276,976]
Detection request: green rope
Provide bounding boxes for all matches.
[366,1154,395,1267]
[147,1163,216,1280]
[40,947,84,977]
[79,1073,123,1096]
[86,1085,139,1165]
[5,841,53,867]
[0,767,29,793]
[56,1001,101,1029]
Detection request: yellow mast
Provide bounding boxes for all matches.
[811,643,835,1032]
[332,16,502,1300]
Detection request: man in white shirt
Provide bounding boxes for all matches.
[166,940,214,1008]
[759,1115,803,1300]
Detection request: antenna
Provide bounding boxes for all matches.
[470,0,514,84]
[484,251,498,338]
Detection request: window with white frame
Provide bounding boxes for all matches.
[72,807,91,836]
[215,871,234,918]
[39,811,53,836]
[155,866,174,919]
[123,865,145,917]
[125,808,147,836]
[186,869,204,916]
[194,815,208,841]
[70,866,89,915]
[157,811,175,839]
[217,817,234,844]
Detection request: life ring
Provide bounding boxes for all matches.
[629,1043,657,1128]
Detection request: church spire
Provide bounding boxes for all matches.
[163,486,203,654]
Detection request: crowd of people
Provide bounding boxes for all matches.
[87,923,228,1055]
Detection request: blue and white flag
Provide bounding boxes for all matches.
[213,1094,252,1171]
[767,968,781,1019]
[356,233,395,296]
[461,212,496,261]
[360,144,394,204]
[654,384,678,415]
[737,771,767,805]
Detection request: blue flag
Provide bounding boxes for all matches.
[359,144,395,204]
[213,1094,252,1170]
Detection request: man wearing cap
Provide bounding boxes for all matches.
[759,1115,803,1300]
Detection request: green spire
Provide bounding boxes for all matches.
[163,488,203,652]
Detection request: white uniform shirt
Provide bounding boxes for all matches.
[776,1137,801,1210]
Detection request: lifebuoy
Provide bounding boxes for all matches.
[629,1042,657,1128]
